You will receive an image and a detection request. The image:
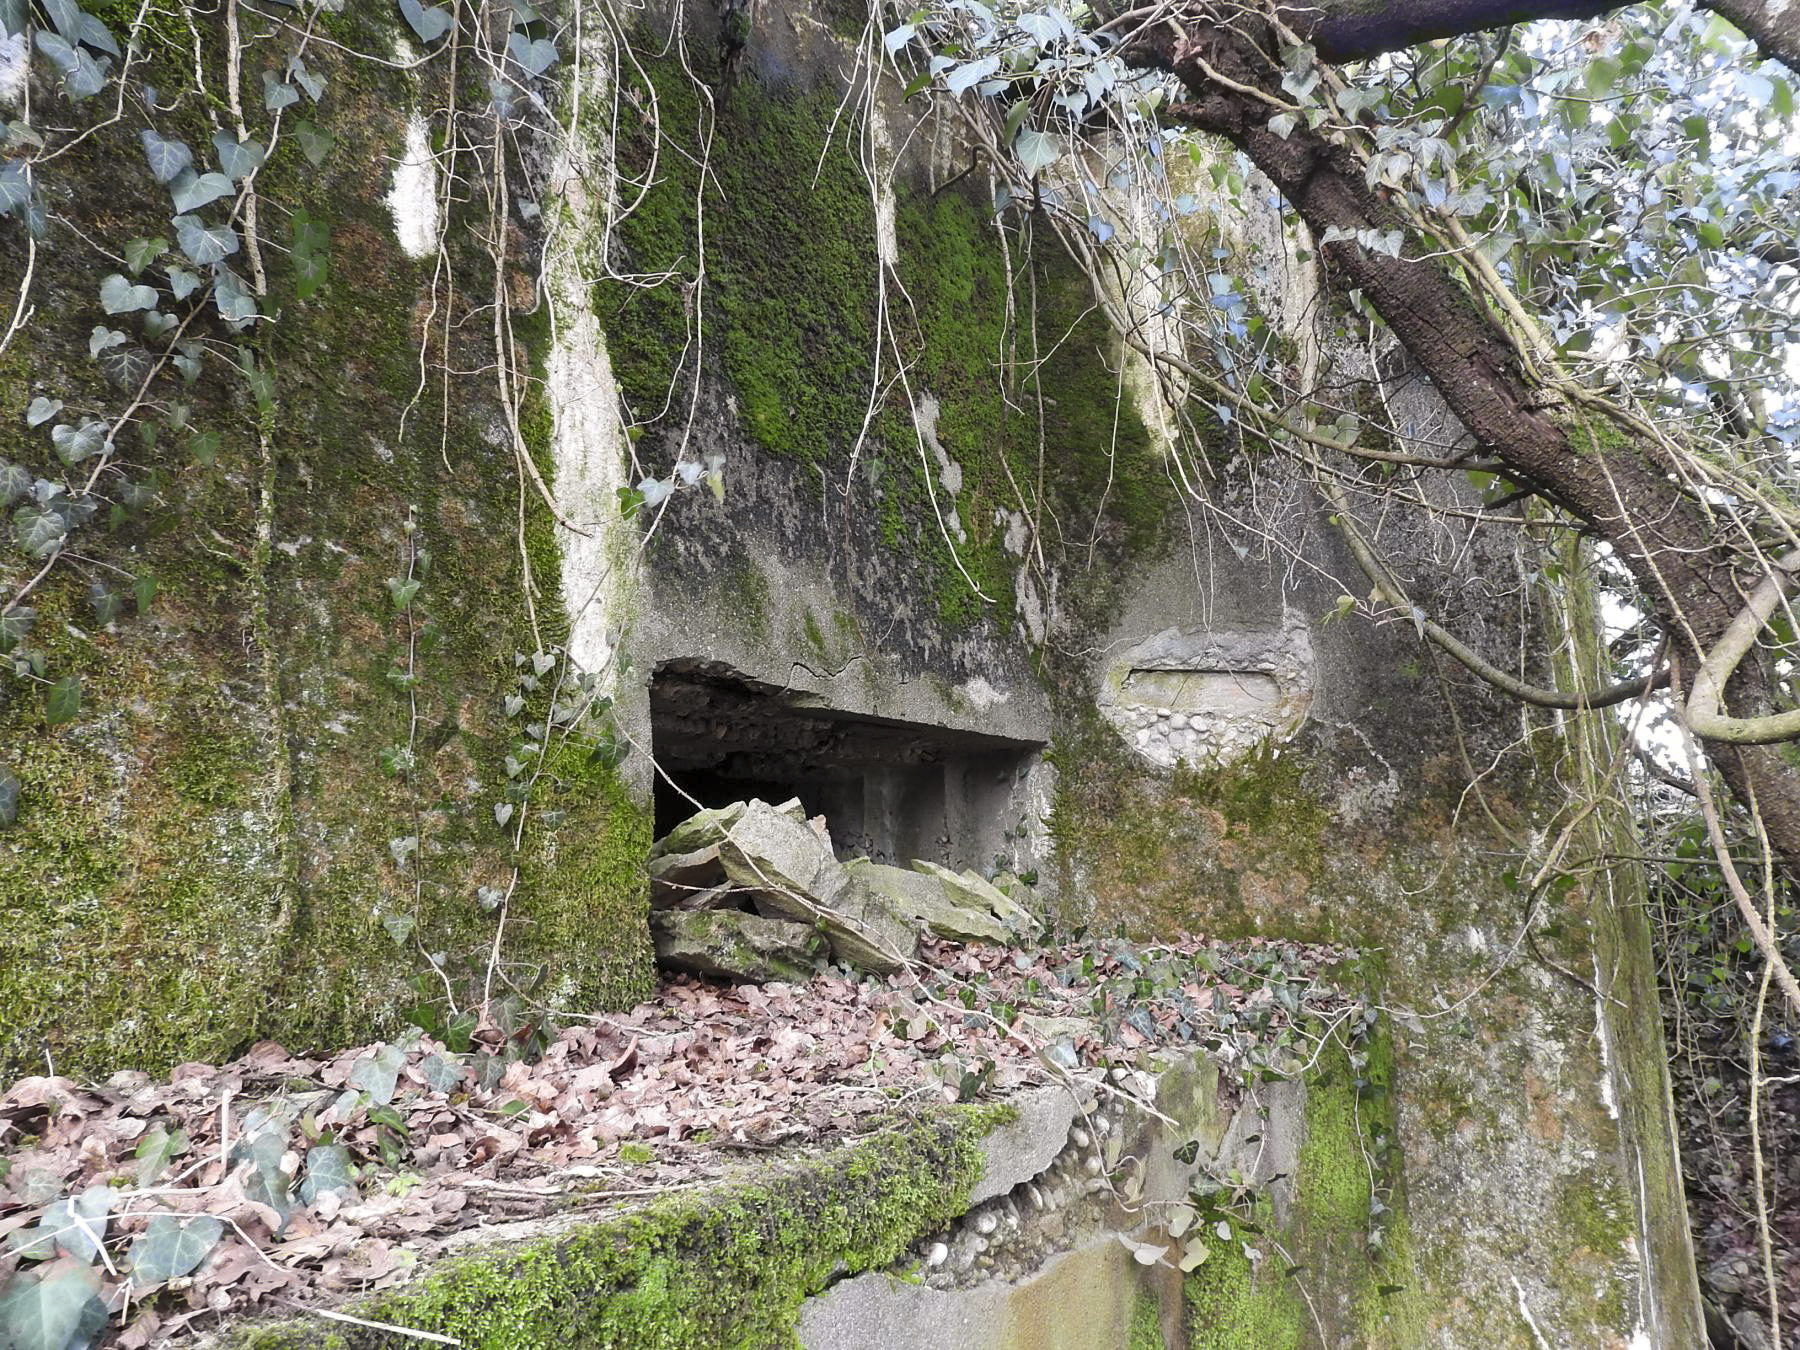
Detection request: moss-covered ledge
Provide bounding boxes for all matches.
[209,1105,1013,1350]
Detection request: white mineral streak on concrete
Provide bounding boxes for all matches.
[1511,1276,1554,1350]
[1594,954,1620,1121]
[958,676,1007,711]
[546,26,633,691]
[0,30,28,107]
[384,115,439,260]
[868,87,899,268]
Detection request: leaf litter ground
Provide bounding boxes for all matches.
[0,933,1350,1345]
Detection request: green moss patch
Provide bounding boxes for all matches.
[602,37,1166,629]
[220,1107,1005,1350]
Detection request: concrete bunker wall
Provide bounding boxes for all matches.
[0,0,1703,1343]
[589,4,1700,1344]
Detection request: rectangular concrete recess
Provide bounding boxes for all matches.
[650,662,1043,872]
[1122,668,1282,716]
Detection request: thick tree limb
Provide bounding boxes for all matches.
[1280,0,1611,61]
[1700,0,1800,71]
[1126,13,1800,873]
[1270,0,1800,70]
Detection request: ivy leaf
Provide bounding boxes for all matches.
[1014,128,1061,177]
[507,32,558,76]
[44,675,80,726]
[172,214,239,265]
[298,1144,356,1204]
[42,35,112,99]
[0,160,29,213]
[398,0,453,43]
[87,325,125,358]
[212,131,266,180]
[96,330,142,380]
[32,28,75,70]
[292,210,328,256]
[946,55,1000,96]
[0,603,34,650]
[287,248,326,300]
[143,309,177,341]
[123,236,167,276]
[212,269,258,327]
[133,572,158,613]
[494,801,514,827]
[261,70,299,113]
[140,129,193,184]
[287,56,325,102]
[44,0,118,56]
[169,168,235,212]
[126,1215,221,1284]
[0,1261,107,1350]
[0,763,17,828]
[88,582,122,626]
[50,420,106,464]
[165,264,201,301]
[100,272,159,314]
[418,1052,465,1090]
[187,430,219,466]
[237,1131,293,1221]
[236,347,274,409]
[0,461,28,507]
[134,1123,189,1186]
[25,397,61,428]
[349,1042,405,1105]
[12,505,65,558]
[293,119,334,167]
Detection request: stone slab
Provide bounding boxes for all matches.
[650,908,825,984]
[849,860,1008,944]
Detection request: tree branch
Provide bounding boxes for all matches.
[1124,9,1800,874]
[1267,0,1798,71]
[1686,552,1800,744]
[1316,471,1667,709]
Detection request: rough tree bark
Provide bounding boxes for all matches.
[1268,0,1800,69]
[1118,4,1800,870]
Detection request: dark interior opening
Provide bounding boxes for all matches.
[650,661,1041,871]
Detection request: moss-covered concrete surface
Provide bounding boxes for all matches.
[0,5,652,1078]
[1057,641,1700,1343]
[206,1107,1004,1350]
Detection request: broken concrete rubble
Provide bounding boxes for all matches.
[650,908,826,984]
[848,859,1009,945]
[720,800,916,975]
[646,801,1055,982]
[649,796,805,860]
[647,842,728,907]
[910,860,1041,936]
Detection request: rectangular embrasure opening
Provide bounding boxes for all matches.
[650,661,1041,871]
